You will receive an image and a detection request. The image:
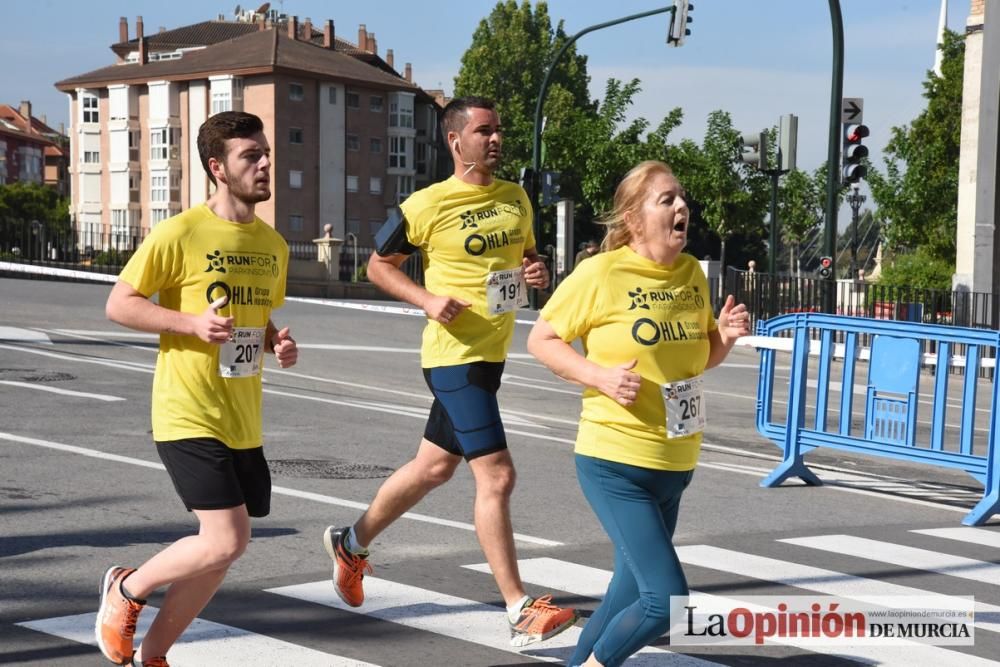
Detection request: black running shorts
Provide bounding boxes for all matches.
[422,361,507,460]
[156,438,271,517]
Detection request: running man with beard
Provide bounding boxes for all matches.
[97,111,297,667]
[323,96,578,647]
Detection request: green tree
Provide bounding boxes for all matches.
[0,182,71,259]
[868,29,963,263]
[453,0,593,183]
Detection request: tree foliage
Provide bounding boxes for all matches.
[868,29,964,263]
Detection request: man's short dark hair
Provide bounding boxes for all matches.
[197,111,265,185]
[441,96,496,136]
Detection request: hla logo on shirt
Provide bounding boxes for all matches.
[205,250,280,277]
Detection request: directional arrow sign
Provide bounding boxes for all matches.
[842,97,864,124]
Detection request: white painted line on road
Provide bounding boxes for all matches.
[17,607,376,667]
[0,326,52,344]
[51,328,159,340]
[0,380,125,401]
[677,544,1000,635]
[782,535,1000,586]
[297,344,419,353]
[0,343,154,374]
[494,556,993,666]
[0,261,116,282]
[912,527,1000,549]
[267,578,672,665]
[0,432,560,548]
[285,296,539,325]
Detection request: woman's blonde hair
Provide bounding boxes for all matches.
[597,160,675,253]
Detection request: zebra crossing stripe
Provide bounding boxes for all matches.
[482,557,995,667]
[912,527,1000,549]
[16,606,378,667]
[267,577,681,665]
[782,535,1000,586]
[677,544,1000,635]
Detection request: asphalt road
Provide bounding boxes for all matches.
[2,275,1000,666]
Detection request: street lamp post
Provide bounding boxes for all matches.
[822,0,844,312]
[528,5,676,306]
[847,184,866,280]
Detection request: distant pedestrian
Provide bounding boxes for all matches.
[573,239,599,270]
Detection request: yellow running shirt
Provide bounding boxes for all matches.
[401,176,535,367]
[540,246,717,471]
[118,204,288,449]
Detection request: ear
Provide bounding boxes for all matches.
[208,156,227,185]
[447,132,459,153]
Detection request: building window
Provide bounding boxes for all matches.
[370,137,382,153]
[346,175,358,192]
[83,151,100,164]
[151,175,168,202]
[389,97,413,128]
[397,175,414,203]
[150,208,170,227]
[149,128,178,161]
[368,219,383,237]
[233,78,244,100]
[289,128,303,144]
[370,95,383,112]
[328,87,337,104]
[347,217,360,235]
[0,140,6,185]
[129,130,140,161]
[416,142,428,175]
[211,90,231,114]
[346,92,359,109]
[369,176,382,194]
[289,215,304,232]
[82,94,99,123]
[389,136,408,169]
[289,170,303,189]
[289,83,304,101]
[346,134,360,151]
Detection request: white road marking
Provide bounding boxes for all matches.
[266,578,685,665]
[0,432,560,547]
[912,527,1000,549]
[483,557,992,666]
[17,607,377,667]
[0,380,124,401]
[0,326,52,343]
[783,535,1000,586]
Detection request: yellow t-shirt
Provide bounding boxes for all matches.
[540,246,717,471]
[401,176,535,367]
[118,204,288,449]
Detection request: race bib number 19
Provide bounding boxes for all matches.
[662,375,705,438]
[219,327,265,378]
[486,267,529,314]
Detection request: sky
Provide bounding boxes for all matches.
[0,0,966,200]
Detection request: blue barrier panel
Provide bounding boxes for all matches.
[754,313,1000,526]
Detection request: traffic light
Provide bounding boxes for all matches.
[818,256,833,279]
[541,171,561,206]
[842,123,869,184]
[667,0,693,47]
[739,131,768,170]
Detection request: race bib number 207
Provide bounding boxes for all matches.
[218,327,265,379]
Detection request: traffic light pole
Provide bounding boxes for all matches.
[822,0,844,313]
[529,5,674,308]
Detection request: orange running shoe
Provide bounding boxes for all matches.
[509,595,579,647]
[131,657,169,667]
[96,566,145,664]
[323,526,372,607]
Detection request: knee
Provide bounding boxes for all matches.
[480,463,516,498]
[204,531,250,568]
[422,459,457,487]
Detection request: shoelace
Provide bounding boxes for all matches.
[343,552,374,583]
[120,599,142,638]
[517,595,563,629]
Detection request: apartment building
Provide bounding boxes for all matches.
[55,11,442,248]
[0,102,70,196]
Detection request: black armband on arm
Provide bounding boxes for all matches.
[374,206,418,257]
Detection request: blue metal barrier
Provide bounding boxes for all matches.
[754,313,1000,526]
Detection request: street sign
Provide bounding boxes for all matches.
[841,97,864,124]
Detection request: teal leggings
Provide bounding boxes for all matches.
[571,454,694,667]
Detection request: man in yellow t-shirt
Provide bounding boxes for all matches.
[96,112,298,667]
[322,96,578,647]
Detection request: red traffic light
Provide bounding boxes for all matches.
[820,257,832,268]
[844,124,869,143]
